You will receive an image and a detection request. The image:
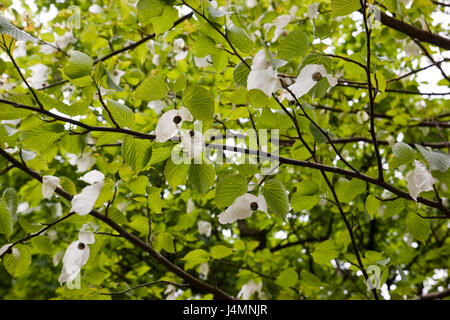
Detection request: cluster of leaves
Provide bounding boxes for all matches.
[0,0,449,300]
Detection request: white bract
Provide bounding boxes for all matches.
[155,107,193,142]
[193,55,211,68]
[28,64,49,89]
[180,129,205,159]
[42,175,62,199]
[246,0,257,8]
[173,38,188,61]
[218,193,268,224]
[88,4,103,14]
[0,244,20,258]
[148,100,166,114]
[71,170,105,215]
[280,64,337,101]
[406,160,436,201]
[271,6,298,41]
[237,280,263,300]
[58,230,95,285]
[247,49,282,97]
[308,3,319,19]
[67,152,95,172]
[199,263,209,280]
[198,220,212,237]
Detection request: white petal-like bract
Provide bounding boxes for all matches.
[71,182,104,215]
[247,50,281,97]
[406,160,436,201]
[237,280,263,300]
[198,221,212,237]
[79,170,105,185]
[180,130,205,159]
[42,175,62,199]
[218,193,267,224]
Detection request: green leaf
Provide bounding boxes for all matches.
[406,212,430,244]
[416,144,450,173]
[148,187,167,213]
[63,51,94,79]
[135,74,168,101]
[2,187,17,217]
[332,0,361,16]
[164,159,190,190]
[0,16,37,42]
[156,232,175,253]
[189,163,216,193]
[312,240,339,265]
[121,136,152,172]
[291,194,320,212]
[390,142,415,169]
[184,249,209,269]
[0,199,12,238]
[3,244,31,277]
[149,147,172,165]
[21,123,64,151]
[210,245,232,259]
[227,25,253,53]
[278,28,309,60]
[137,0,166,21]
[247,89,269,108]
[104,100,135,128]
[233,58,251,87]
[276,268,299,288]
[365,195,380,219]
[215,174,247,208]
[262,179,289,219]
[182,86,215,122]
[152,6,178,34]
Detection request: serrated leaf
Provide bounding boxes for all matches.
[332,0,361,16]
[63,51,93,79]
[406,212,430,244]
[2,187,17,218]
[278,29,309,60]
[312,240,339,265]
[121,136,152,172]
[291,194,320,211]
[227,25,253,53]
[215,174,247,208]
[0,199,12,238]
[262,179,289,219]
[365,195,380,219]
[276,268,299,288]
[210,245,232,259]
[104,100,135,128]
[182,86,215,122]
[416,144,450,173]
[0,16,37,42]
[390,142,415,169]
[233,58,251,87]
[189,163,215,193]
[247,89,269,108]
[164,159,190,190]
[135,74,168,101]
[184,249,209,270]
[156,232,175,253]
[3,244,31,277]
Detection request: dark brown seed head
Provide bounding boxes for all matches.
[5,247,12,255]
[250,202,259,210]
[173,115,182,124]
[77,242,86,250]
[312,72,322,81]
[189,130,195,137]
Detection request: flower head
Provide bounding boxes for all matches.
[173,38,188,61]
[280,64,337,101]
[218,193,267,224]
[237,280,263,300]
[155,107,193,142]
[406,160,436,201]
[58,229,95,285]
[180,129,205,159]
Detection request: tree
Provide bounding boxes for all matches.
[0,0,449,300]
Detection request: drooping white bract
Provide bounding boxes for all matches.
[155,107,193,142]
[280,64,337,101]
[406,160,436,201]
[246,0,257,8]
[42,175,62,199]
[180,129,205,159]
[0,243,20,258]
[199,263,209,280]
[308,3,319,19]
[173,38,188,61]
[237,280,263,300]
[67,152,95,172]
[88,4,103,14]
[28,64,49,89]
[148,100,166,114]
[247,49,282,97]
[218,193,268,224]
[271,6,298,42]
[194,55,211,68]
[71,170,105,215]
[58,230,95,285]
[198,220,212,237]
